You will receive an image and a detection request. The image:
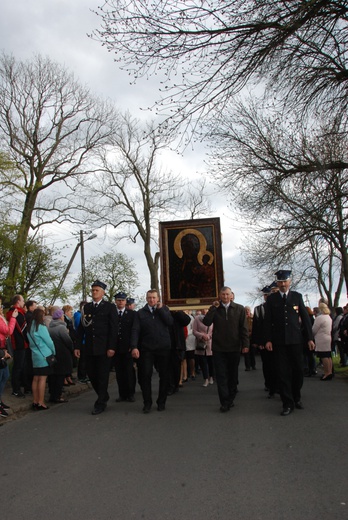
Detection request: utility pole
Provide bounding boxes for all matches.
[50,242,81,305]
[50,232,97,305]
[81,231,97,301]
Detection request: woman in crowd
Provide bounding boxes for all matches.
[28,307,56,410]
[0,302,17,417]
[181,311,195,384]
[62,304,77,386]
[192,309,213,387]
[312,302,333,381]
[48,308,74,403]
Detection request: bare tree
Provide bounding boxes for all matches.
[0,53,118,299]
[72,112,210,292]
[70,251,138,303]
[207,99,348,303]
[93,1,348,132]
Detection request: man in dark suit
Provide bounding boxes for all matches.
[131,289,173,413]
[264,270,315,416]
[251,285,277,398]
[203,286,249,412]
[75,280,118,415]
[113,291,137,403]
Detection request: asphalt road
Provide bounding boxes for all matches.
[1,364,347,520]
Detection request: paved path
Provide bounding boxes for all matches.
[1,364,347,520]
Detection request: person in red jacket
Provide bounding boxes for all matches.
[6,294,31,398]
[0,302,18,417]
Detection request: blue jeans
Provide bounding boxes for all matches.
[0,365,10,399]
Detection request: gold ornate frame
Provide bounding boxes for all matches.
[159,217,224,309]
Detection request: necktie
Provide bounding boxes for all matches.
[152,306,156,313]
[283,293,287,303]
[119,311,122,318]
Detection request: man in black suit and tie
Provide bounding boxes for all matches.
[114,291,137,403]
[264,270,315,416]
[75,280,118,415]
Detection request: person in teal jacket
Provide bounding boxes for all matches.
[28,308,56,410]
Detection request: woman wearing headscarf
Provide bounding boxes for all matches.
[48,309,74,403]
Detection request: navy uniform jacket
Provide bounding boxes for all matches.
[116,309,136,354]
[263,290,313,346]
[131,305,174,352]
[77,300,118,356]
[203,302,249,352]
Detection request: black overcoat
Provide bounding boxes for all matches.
[78,300,118,356]
[49,320,73,375]
[131,305,173,351]
[263,290,313,346]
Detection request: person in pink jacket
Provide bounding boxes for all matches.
[0,302,18,417]
[192,310,214,387]
[312,303,333,381]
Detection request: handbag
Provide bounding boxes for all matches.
[196,338,207,351]
[28,332,57,367]
[46,354,58,367]
[196,324,209,351]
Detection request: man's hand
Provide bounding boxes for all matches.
[74,349,80,359]
[107,349,115,358]
[308,340,315,351]
[265,342,273,351]
[241,347,249,354]
[132,348,140,359]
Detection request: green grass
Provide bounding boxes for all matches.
[332,354,348,378]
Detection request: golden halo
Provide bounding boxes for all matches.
[173,228,214,265]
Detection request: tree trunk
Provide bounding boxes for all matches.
[3,190,37,301]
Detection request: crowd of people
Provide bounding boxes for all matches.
[0,270,347,419]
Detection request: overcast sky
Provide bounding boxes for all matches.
[0,0,302,308]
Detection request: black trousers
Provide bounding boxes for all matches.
[213,351,240,407]
[243,346,256,369]
[77,344,87,380]
[138,350,170,408]
[273,343,303,408]
[48,374,65,401]
[168,349,183,392]
[12,349,32,393]
[260,348,277,394]
[86,354,111,408]
[114,351,136,399]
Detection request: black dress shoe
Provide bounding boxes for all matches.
[295,401,304,410]
[92,407,105,415]
[220,404,230,413]
[115,397,126,402]
[280,407,293,416]
[157,404,165,412]
[143,406,151,414]
[126,396,135,403]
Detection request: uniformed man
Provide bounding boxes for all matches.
[114,291,137,403]
[264,270,315,416]
[75,280,118,415]
[126,297,136,311]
